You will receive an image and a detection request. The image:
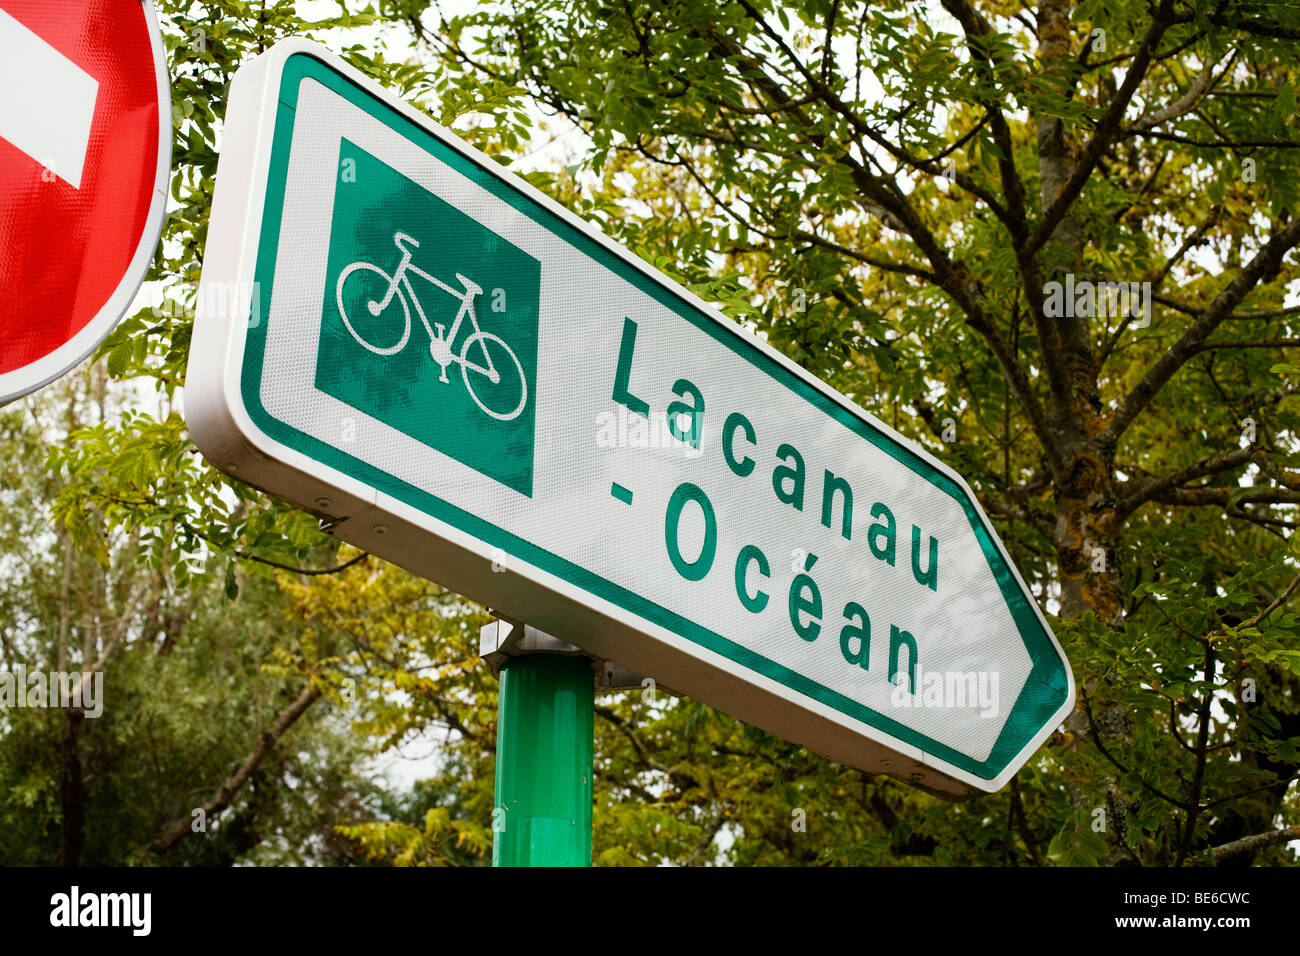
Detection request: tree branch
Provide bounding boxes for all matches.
[1209,825,1300,863]
[239,549,371,577]
[1106,215,1300,442]
[148,682,323,854]
[1127,51,1233,134]
[1028,0,1178,254]
[1175,641,1215,866]
[1116,446,1258,520]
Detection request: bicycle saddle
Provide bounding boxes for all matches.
[455,273,483,296]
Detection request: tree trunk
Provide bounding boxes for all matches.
[59,709,86,866]
[1034,0,1123,625]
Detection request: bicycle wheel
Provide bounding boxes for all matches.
[335,262,411,356]
[460,331,528,422]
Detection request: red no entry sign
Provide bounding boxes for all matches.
[0,0,170,404]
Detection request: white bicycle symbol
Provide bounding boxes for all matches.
[335,231,528,421]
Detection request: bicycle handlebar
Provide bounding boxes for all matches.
[390,231,482,299]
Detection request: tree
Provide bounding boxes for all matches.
[0,371,388,865]
[5,0,1298,866]
[0,2,489,867]
[395,0,1300,864]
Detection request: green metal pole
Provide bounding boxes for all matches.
[492,654,593,867]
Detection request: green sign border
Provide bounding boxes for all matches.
[241,52,1069,780]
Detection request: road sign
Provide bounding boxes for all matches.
[0,0,171,404]
[187,39,1074,796]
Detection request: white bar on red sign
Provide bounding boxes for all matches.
[0,8,99,189]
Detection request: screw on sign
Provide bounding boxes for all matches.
[0,0,171,404]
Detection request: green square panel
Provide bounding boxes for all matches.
[314,137,541,496]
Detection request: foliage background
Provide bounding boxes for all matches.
[1,0,1299,866]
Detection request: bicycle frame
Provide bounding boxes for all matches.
[335,231,526,420]
[373,235,494,381]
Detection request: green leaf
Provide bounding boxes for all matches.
[106,342,133,379]
[1278,81,1296,123]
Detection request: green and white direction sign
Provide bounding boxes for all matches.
[188,40,1074,796]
